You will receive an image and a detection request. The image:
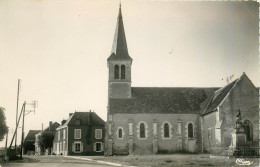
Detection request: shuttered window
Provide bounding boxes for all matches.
[63,129,66,140]
[74,142,82,153]
[95,129,102,139]
[74,129,81,139]
[94,142,103,152]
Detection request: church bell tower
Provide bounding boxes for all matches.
[107,4,132,99]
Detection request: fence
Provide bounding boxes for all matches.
[233,146,260,158]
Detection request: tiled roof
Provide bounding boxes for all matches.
[24,130,41,141]
[202,73,254,115]
[66,112,105,126]
[109,87,218,114]
[202,79,239,115]
[108,5,132,61]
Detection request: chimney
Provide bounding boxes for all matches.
[69,113,73,117]
[49,121,52,131]
[61,120,66,125]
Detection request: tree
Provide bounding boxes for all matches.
[38,132,54,150]
[0,107,8,141]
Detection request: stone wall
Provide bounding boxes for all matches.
[110,113,201,155]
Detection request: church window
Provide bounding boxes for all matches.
[164,123,170,138]
[243,120,253,142]
[118,128,123,138]
[140,123,146,138]
[121,65,125,79]
[188,123,193,138]
[114,65,119,79]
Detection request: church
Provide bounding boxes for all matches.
[105,5,259,155]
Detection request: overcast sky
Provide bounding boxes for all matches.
[0,0,258,147]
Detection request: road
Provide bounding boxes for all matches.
[2,156,118,167]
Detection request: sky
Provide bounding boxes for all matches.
[0,0,258,147]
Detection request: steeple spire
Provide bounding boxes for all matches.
[108,3,132,61]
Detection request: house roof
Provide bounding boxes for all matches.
[58,112,105,128]
[108,4,132,61]
[202,73,255,115]
[36,122,60,135]
[109,87,218,114]
[24,130,41,141]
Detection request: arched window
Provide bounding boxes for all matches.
[118,128,123,139]
[164,123,170,138]
[114,65,119,79]
[188,123,193,138]
[121,65,125,79]
[243,120,253,142]
[140,123,145,138]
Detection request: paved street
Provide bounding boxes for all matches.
[2,156,118,167]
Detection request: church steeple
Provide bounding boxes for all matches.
[108,3,132,61]
[107,4,132,99]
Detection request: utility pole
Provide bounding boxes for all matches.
[20,100,37,159]
[5,133,8,155]
[15,79,21,153]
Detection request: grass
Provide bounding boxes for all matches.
[90,154,259,167]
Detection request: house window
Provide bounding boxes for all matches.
[164,123,170,138]
[74,129,81,139]
[188,123,193,138]
[114,65,119,79]
[118,128,123,139]
[140,123,146,138]
[75,142,81,152]
[95,129,102,139]
[58,131,60,140]
[121,65,125,79]
[63,129,66,140]
[94,142,103,152]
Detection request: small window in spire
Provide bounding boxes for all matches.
[114,65,119,79]
[121,65,125,79]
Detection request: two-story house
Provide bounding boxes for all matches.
[53,111,105,156]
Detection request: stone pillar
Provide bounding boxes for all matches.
[128,119,134,155]
[152,119,158,154]
[177,119,182,151]
[229,128,246,156]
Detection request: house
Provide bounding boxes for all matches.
[24,130,41,155]
[35,121,60,155]
[53,111,105,156]
[105,5,259,155]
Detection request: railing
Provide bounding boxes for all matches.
[233,146,260,157]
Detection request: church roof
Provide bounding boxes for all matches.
[202,79,238,115]
[109,87,218,114]
[202,73,255,115]
[108,4,132,61]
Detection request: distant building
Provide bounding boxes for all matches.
[35,121,60,155]
[105,5,259,155]
[24,130,41,155]
[53,111,105,156]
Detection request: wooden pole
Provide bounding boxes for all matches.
[20,101,26,159]
[9,102,25,149]
[15,79,20,152]
[5,133,8,155]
